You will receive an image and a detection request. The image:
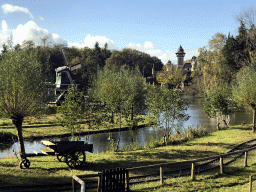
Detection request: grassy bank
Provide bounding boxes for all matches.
[1,124,256,191]
[0,114,155,139]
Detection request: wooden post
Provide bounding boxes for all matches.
[160,167,163,185]
[72,179,76,192]
[97,173,102,192]
[249,175,252,192]
[245,151,248,167]
[191,163,195,181]
[126,170,129,192]
[220,157,223,174]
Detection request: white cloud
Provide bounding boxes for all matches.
[125,41,199,64]
[0,19,199,64]
[2,4,34,19]
[0,20,9,48]
[1,20,8,35]
[12,21,67,46]
[68,34,118,50]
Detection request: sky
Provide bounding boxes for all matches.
[0,0,255,64]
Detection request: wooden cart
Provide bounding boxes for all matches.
[19,140,93,169]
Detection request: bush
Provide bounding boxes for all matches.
[144,136,160,149]
[0,121,12,126]
[0,131,17,143]
[167,126,207,145]
[123,142,143,151]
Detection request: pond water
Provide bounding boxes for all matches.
[0,97,253,158]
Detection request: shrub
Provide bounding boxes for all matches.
[0,131,17,143]
[167,126,207,145]
[123,142,143,151]
[144,136,160,149]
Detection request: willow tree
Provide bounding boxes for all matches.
[233,64,256,132]
[145,85,188,145]
[203,84,232,129]
[92,66,145,150]
[0,50,48,166]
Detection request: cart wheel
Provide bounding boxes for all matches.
[19,158,30,169]
[56,154,66,162]
[66,150,85,169]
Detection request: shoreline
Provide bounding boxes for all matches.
[0,124,256,190]
[21,124,154,140]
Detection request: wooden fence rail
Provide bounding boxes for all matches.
[73,145,256,192]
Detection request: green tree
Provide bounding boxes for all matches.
[156,65,183,88]
[105,48,163,77]
[222,33,238,71]
[0,50,48,162]
[1,43,8,55]
[198,33,232,94]
[40,36,50,47]
[235,22,249,67]
[56,86,85,139]
[92,66,145,150]
[233,64,256,132]
[21,40,35,51]
[145,85,188,145]
[203,84,232,129]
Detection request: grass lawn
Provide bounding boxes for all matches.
[1,124,256,191]
[0,114,155,139]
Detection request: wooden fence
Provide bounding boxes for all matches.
[72,145,256,192]
[98,168,129,192]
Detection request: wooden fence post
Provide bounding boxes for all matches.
[245,151,248,167]
[160,167,163,185]
[72,179,76,192]
[191,163,195,181]
[126,170,129,192]
[220,157,223,174]
[249,175,252,192]
[97,172,102,192]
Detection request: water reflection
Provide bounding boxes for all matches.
[0,98,253,158]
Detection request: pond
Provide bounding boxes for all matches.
[0,97,253,158]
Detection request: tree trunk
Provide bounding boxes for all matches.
[130,106,134,121]
[12,116,25,158]
[111,111,114,123]
[253,108,256,132]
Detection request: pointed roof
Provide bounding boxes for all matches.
[176,44,185,54]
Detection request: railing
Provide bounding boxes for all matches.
[72,145,256,192]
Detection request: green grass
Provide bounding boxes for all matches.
[131,154,256,192]
[0,114,155,139]
[1,124,256,191]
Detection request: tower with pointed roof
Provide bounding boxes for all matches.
[176,45,186,67]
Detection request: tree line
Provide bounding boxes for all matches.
[195,6,256,131]
[0,40,163,90]
[0,40,182,157]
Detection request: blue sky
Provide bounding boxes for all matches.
[0,0,255,64]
